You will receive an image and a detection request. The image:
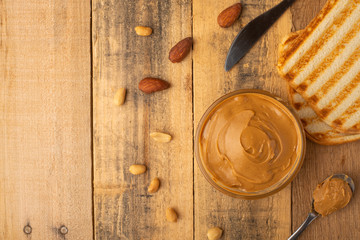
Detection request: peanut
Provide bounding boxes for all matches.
[113,88,126,106]
[150,132,172,143]
[148,177,160,193]
[135,26,153,36]
[207,227,223,240]
[129,164,147,175]
[166,208,178,222]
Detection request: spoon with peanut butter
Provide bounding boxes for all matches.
[288,174,355,240]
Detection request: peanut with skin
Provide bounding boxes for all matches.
[166,208,178,222]
[129,165,147,175]
[169,37,193,63]
[217,3,242,28]
[138,78,170,94]
[207,227,223,240]
[148,177,160,193]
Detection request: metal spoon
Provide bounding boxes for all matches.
[288,174,355,240]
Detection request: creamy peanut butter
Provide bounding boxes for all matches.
[199,93,302,192]
[313,177,352,216]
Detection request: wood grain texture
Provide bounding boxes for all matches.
[2,0,358,239]
[193,0,293,239]
[0,0,93,239]
[290,0,360,239]
[92,0,193,239]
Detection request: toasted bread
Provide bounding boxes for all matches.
[289,87,360,145]
[281,29,360,144]
[278,0,360,133]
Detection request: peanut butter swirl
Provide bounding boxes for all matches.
[313,177,352,216]
[199,93,302,192]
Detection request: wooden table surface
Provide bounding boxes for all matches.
[1,0,359,239]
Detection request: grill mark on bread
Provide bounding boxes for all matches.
[289,89,360,144]
[320,108,331,117]
[293,102,303,110]
[343,98,360,117]
[306,24,360,98]
[341,97,360,129]
[296,83,308,92]
[293,18,360,96]
[309,95,319,103]
[332,119,344,127]
[300,119,308,127]
[317,71,360,118]
[325,81,360,125]
[317,60,360,115]
[350,123,360,132]
[315,46,360,97]
[285,2,357,81]
[294,4,360,88]
[283,72,297,83]
[278,0,360,132]
[278,32,303,81]
[278,0,339,67]
[280,0,344,72]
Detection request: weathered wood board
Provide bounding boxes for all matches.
[193,0,293,239]
[0,0,93,239]
[290,0,360,239]
[92,0,193,239]
[2,0,360,239]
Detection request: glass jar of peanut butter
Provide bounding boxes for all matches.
[195,90,306,199]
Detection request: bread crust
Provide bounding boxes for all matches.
[288,86,360,145]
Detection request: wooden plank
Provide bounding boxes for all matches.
[0,0,93,239]
[193,0,293,239]
[290,0,360,239]
[92,0,193,239]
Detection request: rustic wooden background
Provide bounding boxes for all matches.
[1,0,359,239]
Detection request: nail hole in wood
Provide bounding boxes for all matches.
[23,225,32,234]
[59,225,68,235]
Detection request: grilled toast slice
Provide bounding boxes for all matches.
[289,87,360,145]
[281,30,360,144]
[278,0,360,133]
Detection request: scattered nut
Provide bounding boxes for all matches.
[169,37,193,63]
[166,208,178,222]
[139,78,170,94]
[150,132,172,143]
[217,3,242,28]
[135,26,153,36]
[129,164,147,175]
[148,177,160,193]
[207,227,223,240]
[113,88,126,106]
